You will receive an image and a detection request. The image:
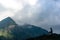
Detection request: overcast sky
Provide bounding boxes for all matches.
[0,0,60,34]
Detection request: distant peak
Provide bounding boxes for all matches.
[6,17,11,18]
[0,17,17,25]
[3,17,15,22]
[5,17,12,20]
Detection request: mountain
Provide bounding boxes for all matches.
[12,24,48,40]
[0,17,49,40]
[0,17,16,29]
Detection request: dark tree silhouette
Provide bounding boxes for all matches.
[49,27,53,35]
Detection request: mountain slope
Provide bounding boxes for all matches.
[11,24,49,40]
[0,17,49,40]
[0,17,16,29]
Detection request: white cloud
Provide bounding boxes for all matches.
[0,0,23,11]
[0,0,38,11]
[24,0,38,6]
[0,10,14,21]
[0,0,39,22]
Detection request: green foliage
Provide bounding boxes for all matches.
[0,29,14,39]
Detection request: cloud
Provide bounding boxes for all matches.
[0,0,23,12]
[0,4,7,12]
[12,0,60,34]
[12,0,57,26]
[0,4,14,21]
[0,10,14,21]
[0,0,60,25]
[12,1,42,25]
[0,0,60,33]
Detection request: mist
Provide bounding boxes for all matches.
[0,0,60,33]
[12,0,60,26]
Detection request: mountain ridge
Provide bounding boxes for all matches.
[0,17,49,40]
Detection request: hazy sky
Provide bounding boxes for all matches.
[0,0,60,33]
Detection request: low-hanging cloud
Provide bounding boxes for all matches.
[0,0,60,33]
[12,0,60,26]
[12,0,60,33]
